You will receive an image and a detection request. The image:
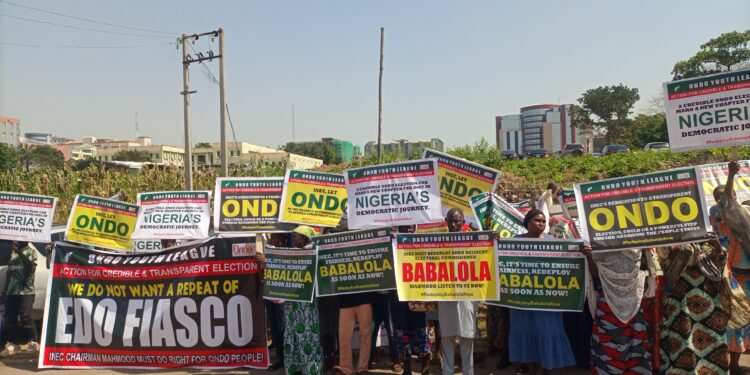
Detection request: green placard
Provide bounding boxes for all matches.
[263,247,317,302]
[470,192,526,237]
[574,167,710,251]
[490,238,586,312]
[313,228,395,296]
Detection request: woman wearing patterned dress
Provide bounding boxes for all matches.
[659,238,730,374]
[586,247,652,374]
[283,226,323,375]
[710,161,750,373]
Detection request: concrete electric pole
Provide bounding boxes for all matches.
[180,29,227,189]
[377,27,384,163]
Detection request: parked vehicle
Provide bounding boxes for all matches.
[561,143,585,156]
[601,144,631,155]
[524,148,550,158]
[643,142,670,151]
[501,150,520,160]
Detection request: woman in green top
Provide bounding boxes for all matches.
[283,226,323,375]
[1,240,39,356]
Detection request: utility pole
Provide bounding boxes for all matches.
[377,27,384,163]
[218,28,228,177]
[180,29,225,186]
[181,34,195,190]
[292,105,296,142]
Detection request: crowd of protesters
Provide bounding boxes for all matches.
[3,160,750,375]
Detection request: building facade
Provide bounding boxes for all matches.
[363,138,444,157]
[192,142,322,170]
[95,145,184,166]
[24,132,74,144]
[495,114,522,154]
[0,117,21,146]
[285,138,360,163]
[496,104,584,154]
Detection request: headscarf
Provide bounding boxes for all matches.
[293,225,316,240]
[523,208,545,229]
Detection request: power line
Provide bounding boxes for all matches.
[0,0,178,35]
[0,41,172,49]
[188,42,219,86]
[0,12,176,39]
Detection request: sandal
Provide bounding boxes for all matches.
[392,363,404,373]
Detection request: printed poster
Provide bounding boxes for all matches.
[65,195,139,251]
[263,247,316,302]
[490,238,586,312]
[423,149,500,226]
[313,228,395,296]
[560,189,579,219]
[0,192,56,242]
[697,161,750,209]
[415,222,448,233]
[394,231,498,301]
[40,236,268,369]
[345,159,443,229]
[574,167,710,251]
[279,170,347,228]
[215,177,295,233]
[133,191,211,240]
[470,192,526,238]
[663,69,750,152]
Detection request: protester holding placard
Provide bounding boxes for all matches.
[330,216,375,375]
[709,161,750,370]
[437,208,479,375]
[266,232,290,371]
[658,238,731,374]
[283,226,323,375]
[508,209,575,375]
[587,246,652,374]
[0,240,39,357]
[387,225,430,375]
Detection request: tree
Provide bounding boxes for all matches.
[575,84,640,144]
[195,142,212,148]
[0,143,19,171]
[113,149,152,162]
[672,30,750,80]
[624,113,668,149]
[19,145,64,170]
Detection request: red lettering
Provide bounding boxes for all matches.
[403,263,413,282]
[426,262,436,282]
[437,262,449,281]
[449,261,456,281]
[458,261,469,281]
[414,263,424,282]
[479,261,490,281]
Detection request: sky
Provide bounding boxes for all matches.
[1,1,749,150]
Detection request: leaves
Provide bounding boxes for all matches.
[576,84,640,144]
[672,30,750,80]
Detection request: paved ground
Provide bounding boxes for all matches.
[3,350,750,375]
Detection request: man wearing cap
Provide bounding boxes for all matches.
[437,209,479,375]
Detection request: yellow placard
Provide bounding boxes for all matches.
[424,149,500,224]
[279,170,348,227]
[65,195,138,250]
[395,231,498,301]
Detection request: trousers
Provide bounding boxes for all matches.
[338,304,372,375]
[441,336,473,375]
